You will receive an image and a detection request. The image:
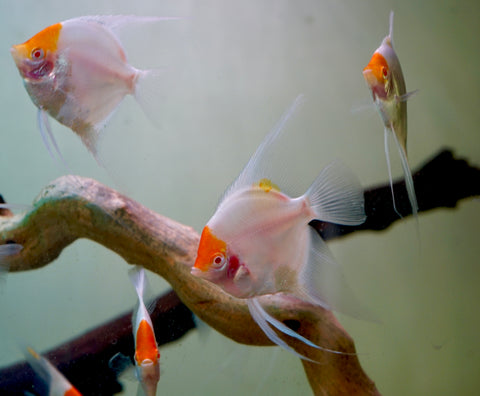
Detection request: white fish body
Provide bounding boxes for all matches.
[23,346,82,396]
[192,96,368,359]
[10,15,176,163]
[363,11,419,220]
[129,266,160,396]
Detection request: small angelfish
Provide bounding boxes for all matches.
[363,11,418,220]
[10,15,177,164]
[191,96,367,361]
[23,346,82,396]
[129,266,160,396]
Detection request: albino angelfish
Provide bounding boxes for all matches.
[10,15,176,164]
[191,96,367,360]
[23,346,82,396]
[129,266,160,396]
[363,11,419,221]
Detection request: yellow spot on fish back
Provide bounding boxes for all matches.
[255,178,280,193]
[17,23,62,59]
[26,346,40,360]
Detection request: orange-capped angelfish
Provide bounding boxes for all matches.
[10,15,177,165]
[129,266,160,396]
[23,346,82,396]
[363,11,419,221]
[191,96,368,361]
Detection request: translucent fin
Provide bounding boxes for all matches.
[76,15,181,35]
[384,128,402,218]
[381,11,395,48]
[388,10,394,44]
[391,125,420,233]
[134,68,166,129]
[305,160,366,226]
[128,265,146,301]
[397,89,419,102]
[108,352,133,377]
[22,346,53,388]
[37,109,70,170]
[297,229,376,321]
[0,244,23,258]
[249,298,354,356]
[220,95,305,204]
[247,298,318,362]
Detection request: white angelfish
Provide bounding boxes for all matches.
[10,15,178,165]
[191,96,368,360]
[23,346,82,396]
[363,11,419,221]
[129,266,160,396]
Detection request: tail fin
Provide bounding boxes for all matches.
[390,126,420,244]
[133,69,166,129]
[305,160,366,226]
[297,228,378,321]
[128,265,146,300]
[384,128,403,218]
[391,129,419,219]
[247,298,356,362]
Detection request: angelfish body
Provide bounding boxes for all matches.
[362,11,419,219]
[191,96,368,360]
[129,266,160,396]
[10,16,170,160]
[23,346,82,396]
[194,184,316,300]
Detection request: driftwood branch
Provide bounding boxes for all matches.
[0,149,478,395]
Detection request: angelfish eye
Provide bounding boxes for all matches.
[212,254,226,269]
[31,48,45,60]
[381,66,388,79]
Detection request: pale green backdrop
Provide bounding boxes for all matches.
[0,1,479,395]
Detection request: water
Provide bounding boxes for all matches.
[0,0,479,395]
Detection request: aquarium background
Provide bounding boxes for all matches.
[0,0,479,395]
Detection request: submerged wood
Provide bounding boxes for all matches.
[0,149,478,395]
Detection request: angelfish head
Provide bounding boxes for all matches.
[362,51,391,101]
[10,23,62,81]
[136,358,160,396]
[192,225,252,298]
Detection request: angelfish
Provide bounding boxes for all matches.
[191,96,367,360]
[363,11,419,220]
[129,266,160,396]
[23,346,82,396]
[10,15,176,164]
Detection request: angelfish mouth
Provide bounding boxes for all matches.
[9,46,24,68]
[191,267,203,277]
[10,46,53,80]
[362,69,387,100]
[191,266,223,281]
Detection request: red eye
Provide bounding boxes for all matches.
[212,254,226,269]
[31,48,44,60]
[382,66,388,78]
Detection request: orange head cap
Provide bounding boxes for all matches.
[191,226,228,279]
[362,51,390,100]
[10,23,62,80]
